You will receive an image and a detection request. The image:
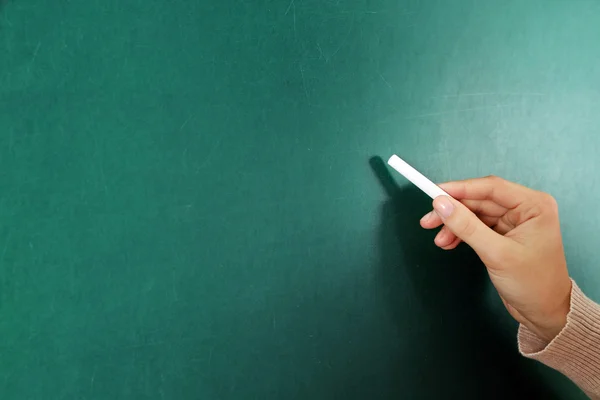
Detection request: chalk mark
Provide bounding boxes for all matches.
[196,138,223,172]
[2,10,13,27]
[26,42,41,74]
[0,232,11,267]
[90,366,97,391]
[285,0,296,36]
[378,72,392,89]
[432,92,545,99]
[99,161,109,195]
[284,0,294,15]
[328,17,354,61]
[338,10,384,14]
[299,64,310,102]
[31,42,41,63]
[316,42,325,61]
[171,269,178,302]
[404,103,519,119]
[178,114,194,132]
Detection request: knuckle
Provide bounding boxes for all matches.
[485,175,502,184]
[539,193,558,213]
[521,203,544,221]
[483,175,505,196]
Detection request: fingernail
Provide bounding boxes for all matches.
[433,196,454,219]
[420,211,434,223]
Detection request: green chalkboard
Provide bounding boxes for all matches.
[1,0,599,398]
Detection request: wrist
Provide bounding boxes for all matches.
[534,310,568,343]
[530,283,572,342]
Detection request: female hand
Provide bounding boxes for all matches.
[420,176,572,342]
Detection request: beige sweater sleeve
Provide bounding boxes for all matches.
[518,280,600,399]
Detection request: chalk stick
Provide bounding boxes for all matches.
[387,155,450,199]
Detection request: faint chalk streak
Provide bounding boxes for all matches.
[405,103,518,119]
[0,232,11,267]
[432,92,545,99]
[171,270,178,301]
[2,11,13,27]
[178,115,193,132]
[284,0,294,15]
[120,341,167,350]
[378,72,392,89]
[90,366,97,391]
[328,17,354,61]
[26,42,42,74]
[316,43,325,61]
[99,162,109,194]
[31,42,41,62]
[299,64,310,102]
[196,138,223,172]
[338,10,383,14]
[285,0,296,36]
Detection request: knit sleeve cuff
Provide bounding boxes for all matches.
[518,280,600,398]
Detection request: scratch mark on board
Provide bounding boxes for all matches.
[404,103,518,119]
[90,366,97,391]
[338,10,383,14]
[378,72,392,89]
[299,64,310,102]
[120,341,168,350]
[328,17,354,61]
[284,0,294,15]
[285,0,296,36]
[432,92,545,99]
[316,42,325,61]
[31,42,41,63]
[171,269,179,301]
[26,42,41,74]
[99,162,109,195]
[178,114,193,132]
[196,138,223,172]
[2,10,13,27]
[0,232,11,267]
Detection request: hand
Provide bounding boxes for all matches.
[420,176,572,342]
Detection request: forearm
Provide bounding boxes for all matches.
[519,280,600,399]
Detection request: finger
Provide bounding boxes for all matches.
[460,199,507,217]
[480,215,499,228]
[422,209,499,230]
[441,236,461,250]
[432,196,509,260]
[434,226,457,248]
[479,214,517,235]
[494,217,515,235]
[502,193,557,228]
[420,210,443,229]
[439,176,534,209]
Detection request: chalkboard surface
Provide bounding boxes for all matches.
[1,0,599,398]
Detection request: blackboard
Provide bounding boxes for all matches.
[1,0,598,398]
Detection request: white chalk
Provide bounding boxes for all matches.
[387,154,450,199]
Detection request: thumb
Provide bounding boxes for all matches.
[432,196,506,257]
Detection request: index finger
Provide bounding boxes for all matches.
[439,176,534,209]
